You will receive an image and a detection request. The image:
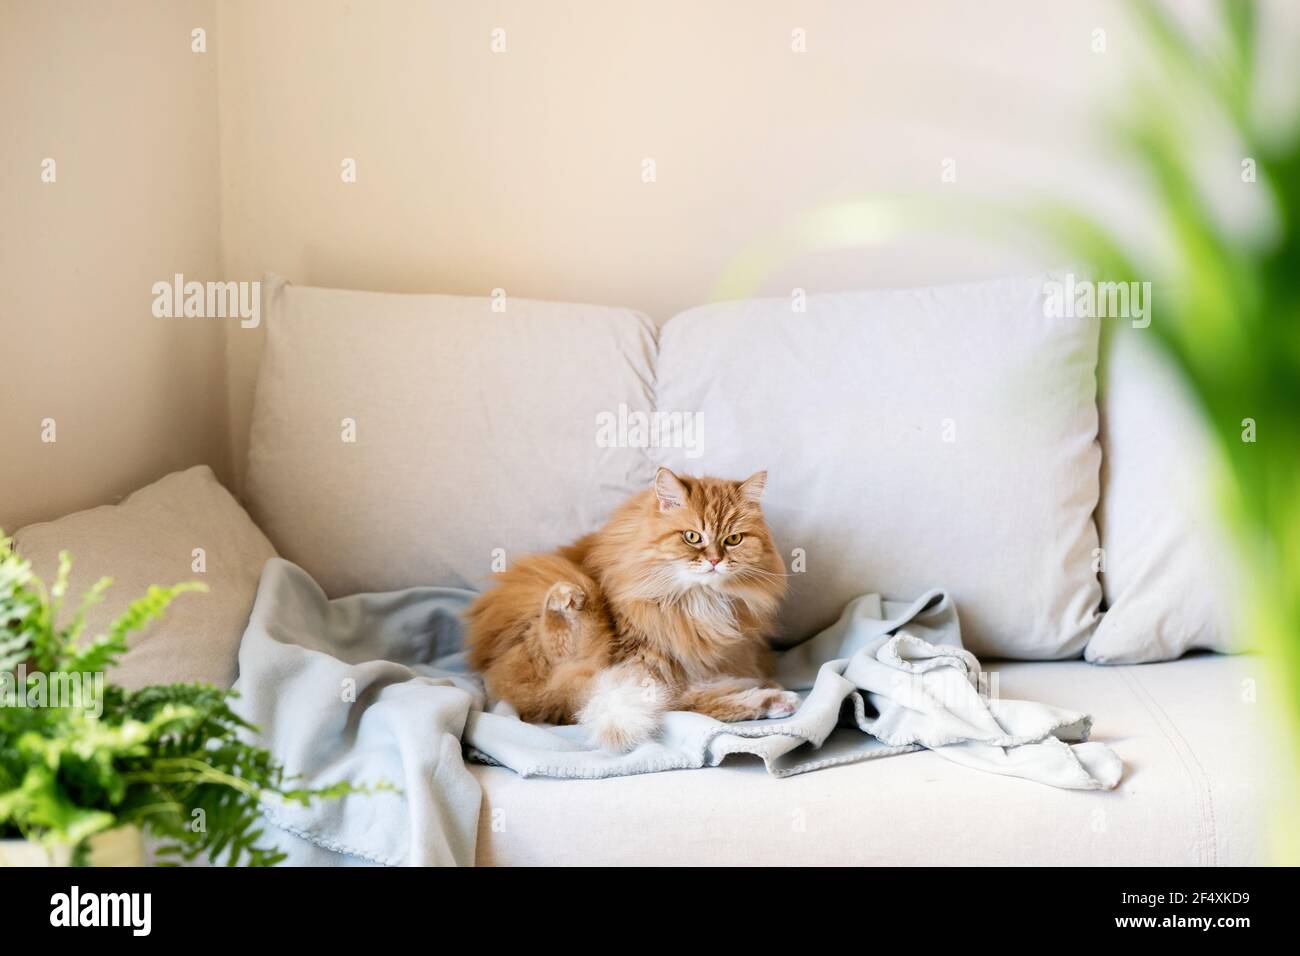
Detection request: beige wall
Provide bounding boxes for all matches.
[216,0,1144,484]
[6,1,1283,522]
[0,0,226,530]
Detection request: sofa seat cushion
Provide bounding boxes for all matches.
[472,655,1275,865]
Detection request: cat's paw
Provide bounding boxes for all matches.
[544,581,587,616]
[762,690,801,719]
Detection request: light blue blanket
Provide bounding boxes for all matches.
[232,558,1121,866]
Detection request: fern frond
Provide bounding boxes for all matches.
[67,582,207,674]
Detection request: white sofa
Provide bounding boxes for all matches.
[15,273,1274,865]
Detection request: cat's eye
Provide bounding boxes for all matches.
[682,530,703,545]
[723,532,744,547]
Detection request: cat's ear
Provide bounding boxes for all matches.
[654,467,689,512]
[738,470,767,503]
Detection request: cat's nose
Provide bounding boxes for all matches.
[707,557,721,568]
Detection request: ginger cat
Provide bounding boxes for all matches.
[466,467,797,751]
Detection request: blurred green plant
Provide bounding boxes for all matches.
[715,0,1299,862]
[1035,0,1300,861]
[0,534,371,865]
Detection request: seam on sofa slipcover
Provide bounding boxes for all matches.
[1115,667,1217,865]
[1125,667,1221,866]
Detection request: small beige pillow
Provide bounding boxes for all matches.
[13,465,276,689]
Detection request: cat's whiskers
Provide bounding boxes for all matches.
[735,565,789,583]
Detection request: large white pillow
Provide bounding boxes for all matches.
[244,277,658,597]
[655,275,1104,659]
[1088,329,1238,663]
[13,466,276,689]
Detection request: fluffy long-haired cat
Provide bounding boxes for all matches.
[466,467,797,751]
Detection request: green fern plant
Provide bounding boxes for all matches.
[0,534,365,865]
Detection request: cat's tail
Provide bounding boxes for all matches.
[577,662,668,753]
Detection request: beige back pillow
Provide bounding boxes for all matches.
[243,278,658,598]
[1089,330,1239,663]
[655,275,1104,659]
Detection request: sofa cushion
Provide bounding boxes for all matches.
[472,654,1273,865]
[244,277,658,597]
[13,465,276,690]
[1090,329,1239,663]
[654,275,1103,658]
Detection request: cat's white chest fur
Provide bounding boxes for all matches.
[669,590,751,677]
[675,587,739,631]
